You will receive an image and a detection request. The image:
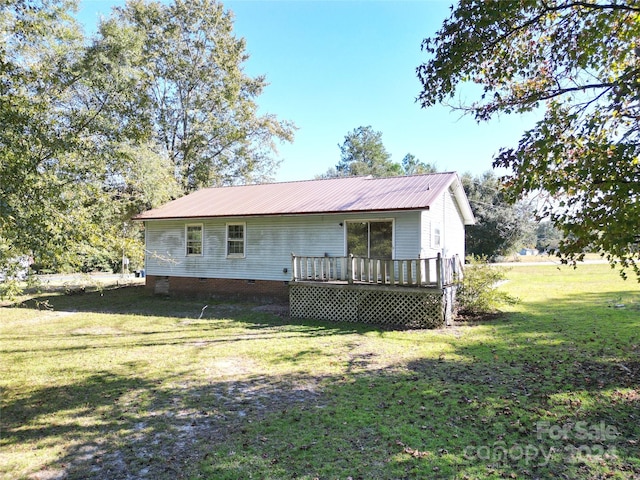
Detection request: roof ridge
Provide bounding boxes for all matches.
[198,174,375,190]
[363,172,456,180]
[201,172,452,190]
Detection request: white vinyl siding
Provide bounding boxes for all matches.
[444,188,466,260]
[393,213,420,259]
[419,186,466,260]
[143,211,424,281]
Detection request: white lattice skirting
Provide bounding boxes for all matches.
[289,282,455,329]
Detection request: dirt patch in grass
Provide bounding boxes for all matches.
[454,311,508,324]
[57,375,326,480]
[252,303,290,318]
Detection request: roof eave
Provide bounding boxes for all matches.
[132,206,432,222]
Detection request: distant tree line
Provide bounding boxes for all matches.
[322,125,561,260]
[319,126,437,178]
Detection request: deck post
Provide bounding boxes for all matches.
[291,253,297,281]
[436,252,443,289]
[347,254,354,284]
[454,254,463,281]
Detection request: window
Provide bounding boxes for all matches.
[346,220,393,259]
[226,223,245,257]
[186,224,203,256]
[432,222,442,249]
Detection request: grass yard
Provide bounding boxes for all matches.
[1,264,639,479]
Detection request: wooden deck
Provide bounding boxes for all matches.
[289,254,462,328]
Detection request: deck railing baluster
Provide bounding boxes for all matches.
[291,254,456,287]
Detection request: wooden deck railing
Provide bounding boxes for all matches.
[291,253,463,288]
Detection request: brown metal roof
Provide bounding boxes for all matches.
[133,172,475,224]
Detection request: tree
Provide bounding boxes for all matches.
[319,129,438,178]
[417,1,640,279]
[0,1,183,278]
[0,0,100,275]
[401,153,437,175]
[94,0,295,191]
[536,221,564,252]
[462,172,536,259]
[334,126,401,177]
[1,0,292,288]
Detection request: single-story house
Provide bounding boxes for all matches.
[134,173,475,327]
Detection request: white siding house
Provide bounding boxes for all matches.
[134,173,474,304]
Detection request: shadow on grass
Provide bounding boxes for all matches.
[1,371,166,478]
[198,360,640,479]
[2,286,390,360]
[11,285,387,334]
[0,327,360,356]
[452,289,640,372]
[3,286,640,479]
[2,372,152,443]
[7,358,635,479]
[2,366,338,479]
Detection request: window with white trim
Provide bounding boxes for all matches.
[186,224,203,256]
[432,222,442,249]
[226,223,245,258]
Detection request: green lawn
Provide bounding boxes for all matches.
[1,264,639,479]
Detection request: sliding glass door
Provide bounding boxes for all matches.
[346,220,393,259]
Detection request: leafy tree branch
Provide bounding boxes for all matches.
[417,0,639,279]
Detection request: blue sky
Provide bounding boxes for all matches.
[77,0,539,182]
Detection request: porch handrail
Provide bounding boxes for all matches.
[291,253,462,288]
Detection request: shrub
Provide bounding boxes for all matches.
[457,255,518,316]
